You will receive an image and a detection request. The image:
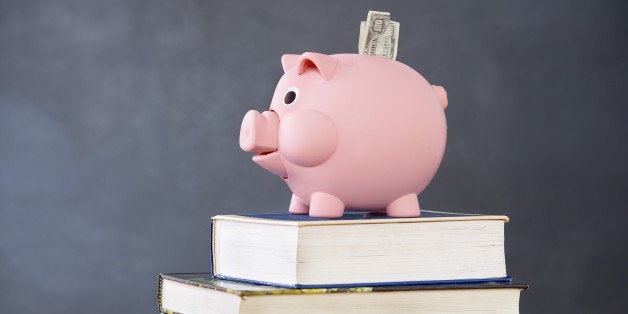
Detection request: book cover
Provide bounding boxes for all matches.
[223,210,509,225]
[159,272,526,297]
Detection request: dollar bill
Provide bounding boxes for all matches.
[358,11,399,60]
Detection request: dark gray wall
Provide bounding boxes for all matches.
[1,0,626,312]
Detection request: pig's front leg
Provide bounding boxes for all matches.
[308,192,345,218]
[289,193,309,214]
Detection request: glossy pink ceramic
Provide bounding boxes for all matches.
[240,52,448,218]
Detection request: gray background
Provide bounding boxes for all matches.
[1,0,626,313]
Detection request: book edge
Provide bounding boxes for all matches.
[213,211,509,227]
[214,274,520,290]
[210,219,217,276]
[157,274,164,309]
[160,273,244,297]
[161,273,527,297]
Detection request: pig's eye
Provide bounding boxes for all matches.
[283,87,298,106]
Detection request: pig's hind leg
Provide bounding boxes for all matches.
[386,194,421,217]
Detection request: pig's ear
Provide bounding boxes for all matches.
[297,52,338,81]
[432,85,448,109]
[281,54,300,73]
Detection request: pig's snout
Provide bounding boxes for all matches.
[240,110,279,152]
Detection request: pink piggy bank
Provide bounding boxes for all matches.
[240,52,448,218]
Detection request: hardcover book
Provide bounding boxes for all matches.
[211,210,511,288]
[158,273,527,314]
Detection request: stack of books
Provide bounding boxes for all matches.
[158,211,527,313]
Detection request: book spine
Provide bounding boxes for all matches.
[209,218,216,276]
[157,274,163,310]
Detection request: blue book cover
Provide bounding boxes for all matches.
[210,210,511,289]
[160,273,525,295]
[242,210,503,222]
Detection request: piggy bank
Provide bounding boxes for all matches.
[240,52,448,218]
